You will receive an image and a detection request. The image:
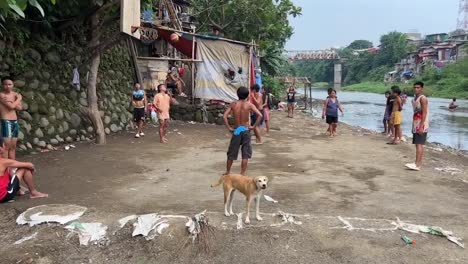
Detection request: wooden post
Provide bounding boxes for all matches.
[304,81,307,109]
[248,40,253,89]
[309,83,312,111]
[191,36,196,104]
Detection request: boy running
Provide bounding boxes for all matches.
[153,84,172,143]
[388,86,403,145]
[0,77,22,160]
[223,87,262,175]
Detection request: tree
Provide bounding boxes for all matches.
[376,31,408,66]
[347,40,373,50]
[0,0,55,35]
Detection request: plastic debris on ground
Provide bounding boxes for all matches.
[14,232,38,245]
[118,215,137,228]
[186,210,208,242]
[401,235,416,245]
[236,213,243,230]
[264,195,279,203]
[16,204,87,226]
[132,214,169,240]
[65,222,108,246]
[394,218,464,248]
[271,211,302,226]
[434,167,462,175]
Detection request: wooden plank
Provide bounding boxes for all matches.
[137,57,202,62]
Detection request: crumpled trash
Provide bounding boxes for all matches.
[17,204,87,226]
[186,210,208,242]
[435,167,462,175]
[188,121,196,124]
[272,211,302,226]
[65,222,107,246]
[14,232,38,245]
[394,218,464,248]
[264,195,278,203]
[132,214,169,240]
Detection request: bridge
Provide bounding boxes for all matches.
[284,49,343,88]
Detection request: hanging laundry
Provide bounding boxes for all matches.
[72,67,80,91]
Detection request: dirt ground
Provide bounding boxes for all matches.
[1,111,467,264]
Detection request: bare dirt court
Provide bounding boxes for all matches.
[1,112,467,264]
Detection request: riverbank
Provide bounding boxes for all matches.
[1,112,467,263]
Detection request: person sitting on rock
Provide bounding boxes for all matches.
[0,137,48,203]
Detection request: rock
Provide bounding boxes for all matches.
[64,111,71,121]
[80,129,87,135]
[111,113,119,121]
[27,49,42,62]
[43,72,50,79]
[32,114,40,123]
[47,126,55,135]
[35,128,44,138]
[18,120,31,133]
[62,121,69,132]
[19,144,27,151]
[26,142,32,149]
[110,124,119,133]
[69,129,77,136]
[19,111,33,121]
[70,113,81,128]
[37,141,47,148]
[111,97,117,104]
[65,137,73,143]
[50,139,59,145]
[87,126,94,133]
[56,109,64,120]
[29,102,39,114]
[40,84,50,92]
[104,128,111,135]
[24,71,35,79]
[120,113,127,123]
[69,90,78,100]
[14,80,26,88]
[46,144,54,150]
[99,111,105,118]
[33,138,39,144]
[79,98,88,106]
[80,92,87,99]
[80,135,86,141]
[18,131,25,141]
[45,92,55,100]
[46,51,61,63]
[104,116,111,125]
[22,101,29,111]
[39,117,49,128]
[55,135,64,142]
[38,105,49,115]
[57,125,64,134]
[28,79,40,89]
[48,115,56,123]
[23,91,34,99]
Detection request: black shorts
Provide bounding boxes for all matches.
[326,115,338,124]
[0,175,20,203]
[227,131,252,160]
[250,110,265,127]
[133,108,145,122]
[413,133,427,145]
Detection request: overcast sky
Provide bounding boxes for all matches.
[286,0,460,50]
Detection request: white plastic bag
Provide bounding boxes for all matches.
[151,110,157,122]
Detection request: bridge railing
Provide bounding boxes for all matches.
[284,50,340,60]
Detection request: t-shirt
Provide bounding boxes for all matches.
[0,170,10,201]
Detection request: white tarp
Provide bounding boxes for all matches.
[16,204,87,227]
[195,39,250,103]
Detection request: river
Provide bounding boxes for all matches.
[307,89,468,151]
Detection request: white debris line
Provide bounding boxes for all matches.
[435,167,462,175]
[14,232,38,245]
[264,195,279,203]
[236,213,243,230]
[271,211,302,227]
[186,210,209,242]
[16,204,87,226]
[394,218,464,248]
[65,222,107,246]
[332,216,397,232]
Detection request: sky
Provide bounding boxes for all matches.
[286,0,460,50]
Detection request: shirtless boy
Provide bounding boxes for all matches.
[249,84,263,144]
[223,87,262,175]
[0,138,48,203]
[0,77,22,160]
[153,84,172,143]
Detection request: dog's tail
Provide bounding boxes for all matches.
[211,174,225,188]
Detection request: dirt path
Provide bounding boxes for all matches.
[1,111,467,264]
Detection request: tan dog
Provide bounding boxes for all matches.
[211,174,268,224]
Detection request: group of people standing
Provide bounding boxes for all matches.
[382,82,429,171]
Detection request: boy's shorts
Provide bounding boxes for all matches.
[133,107,145,122]
[1,119,19,138]
[227,131,252,160]
[413,133,427,145]
[391,111,402,125]
[0,175,20,203]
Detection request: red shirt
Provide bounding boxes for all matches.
[0,170,10,201]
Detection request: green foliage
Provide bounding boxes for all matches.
[0,0,55,34]
[293,60,334,83]
[347,40,373,50]
[375,31,408,66]
[263,75,283,98]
